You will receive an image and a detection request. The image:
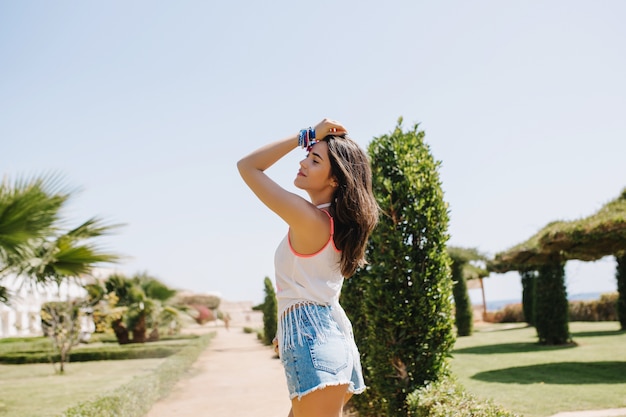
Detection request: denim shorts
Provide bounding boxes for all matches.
[279,303,366,400]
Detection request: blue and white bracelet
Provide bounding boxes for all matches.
[298,127,316,151]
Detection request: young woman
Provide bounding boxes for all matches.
[237,118,378,417]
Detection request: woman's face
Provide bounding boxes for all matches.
[294,141,336,192]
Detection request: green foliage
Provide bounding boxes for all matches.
[407,376,520,417]
[343,119,455,416]
[448,247,488,337]
[616,253,626,330]
[520,270,536,325]
[451,261,473,337]
[569,293,618,321]
[133,272,177,301]
[40,299,87,373]
[261,276,277,346]
[534,257,571,345]
[0,175,121,313]
[58,333,214,417]
[0,174,68,267]
[483,293,619,324]
[101,272,181,344]
[0,335,196,364]
[491,187,626,272]
[488,187,626,345]
[27,217,122,283]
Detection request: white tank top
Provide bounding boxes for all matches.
[273,205,357,352]
[274,206,342,314]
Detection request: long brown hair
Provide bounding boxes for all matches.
[323,135,379,277]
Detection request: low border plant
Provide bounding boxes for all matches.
[406,376,520,417]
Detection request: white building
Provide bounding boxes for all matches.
[0,276,88,338]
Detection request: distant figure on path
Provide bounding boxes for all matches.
[223,312,231,331]
[238,118,378,417]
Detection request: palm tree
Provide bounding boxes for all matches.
[0,174,69,299]
[29,217,122,374]
[25,217,122,285]
[104,272,179,344]
[1,174,123,372]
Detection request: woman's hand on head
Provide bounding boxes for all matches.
[314,118,347,138]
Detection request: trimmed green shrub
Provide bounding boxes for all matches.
[534,257,570,344]
[0,337,197,364]
[407,376,520,417]
[262,276,277,346]
[451,260,473,336]
[447,247,487,337]
[520,270,536,325]
[343,119,455,417]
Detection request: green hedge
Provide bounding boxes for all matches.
[0,338,195,364]
[406,377,520,417]
[57,332,215,417]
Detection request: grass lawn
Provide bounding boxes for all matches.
[0,358,165,417]
[450,321,626,417]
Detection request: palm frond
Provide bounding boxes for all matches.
[0,173,71,260]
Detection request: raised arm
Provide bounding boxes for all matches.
[236,133,310,227]
[237,119,347,252]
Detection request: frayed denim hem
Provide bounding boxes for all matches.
[290,382,367,401]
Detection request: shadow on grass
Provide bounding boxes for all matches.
[472,361,626,384]
[453,342,576,355]
[570,329,626,338]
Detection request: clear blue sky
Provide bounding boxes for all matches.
[2,1,624,305]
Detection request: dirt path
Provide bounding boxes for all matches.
[144,325,290,417]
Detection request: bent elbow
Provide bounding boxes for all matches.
[236,158,247,176]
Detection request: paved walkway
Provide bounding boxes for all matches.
[143,324,626,417]
[144,325,290,417]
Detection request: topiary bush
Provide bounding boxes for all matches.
[342,119,455,417]
[451,260,473,336]
[447,247,487,337]
[534,256,571,345]
[261,276,277,346]
[520,270,536,325]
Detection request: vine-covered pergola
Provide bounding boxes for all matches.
[489,188,626,343]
